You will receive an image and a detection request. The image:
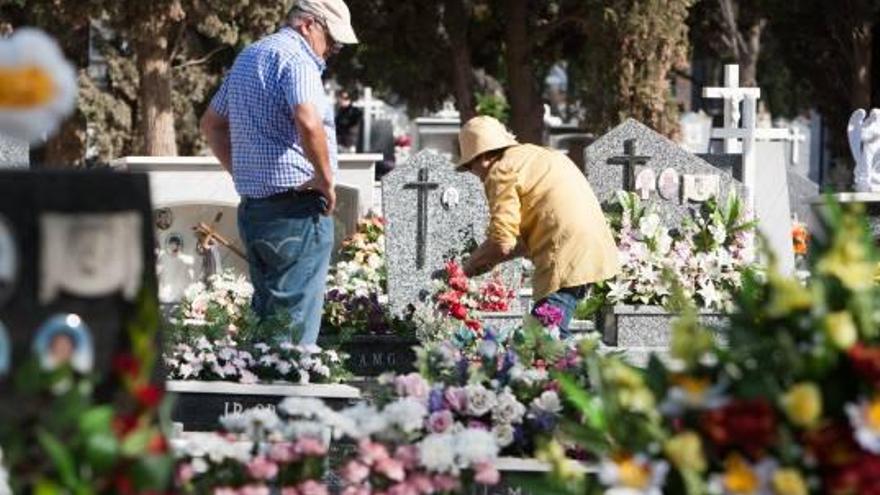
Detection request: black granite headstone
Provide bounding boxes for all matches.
[0,170,158,407]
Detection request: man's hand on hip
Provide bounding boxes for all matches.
[298,177,336,215]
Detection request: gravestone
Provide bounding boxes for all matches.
[585,119,745,224]
[0,135,27,168]
[788,171,820,230]
[789,118,812,178]
[0,170,159,407]
[383,150,520,315]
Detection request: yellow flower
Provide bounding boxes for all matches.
[766,275,812,318]
[616,455,652,489]
[664,431,706,472]
[824,311,858,350]
[781,382,822,428]
[0,66,56,108]
[538,441,582,483]
[771,468,808,495]
[816,235,875,291]
[722,454,760,493]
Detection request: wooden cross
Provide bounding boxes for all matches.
[607,139,651,192]
[403,167,439,269]
[193,212,248,261]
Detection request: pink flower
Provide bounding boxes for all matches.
[394,445,420,470]
[375,457,406,482]
[427,410,454,433]
[405,474,435,493]
[533,302,564,328]
[239,485,271,495]
[176,462,195,484]
[281,488,300,495]
[247,456,279,480]
[474,462,501,485]
[387,482,419,495]
[297,480,329,495]
[295,437,328,457]
[432,474,460,491]
[359,439,391,465]
[341,460,370,484]
[341,487,371,495]
[444,387,468,412]
[214,488,238,495]
[269,442,299,463]
[395,373,430,400]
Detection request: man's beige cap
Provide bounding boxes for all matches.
[295,0,359,44]
[457,115,519,170]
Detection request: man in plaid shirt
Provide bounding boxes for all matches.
[200,0,358,344]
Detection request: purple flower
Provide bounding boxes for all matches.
[533,303,564,328]
[428,387,446,413]
[427,410,454,433]
[467,419,488,430]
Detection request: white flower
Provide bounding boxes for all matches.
[638,214,662,239]
[383,397,428,434]
[279,397,332,420]
[707,455,777,495]
[846,397,880,454]
[454,429,498,467]
[340,403,389,438]
[494,389,526,424]
[599,455,668,495]
[531,390,563,415]
[492,423,516,448]
[464,384,496,417]
[419,433,457,473]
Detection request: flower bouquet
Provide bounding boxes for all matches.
[537,204,880,494]
[581,191,756,317]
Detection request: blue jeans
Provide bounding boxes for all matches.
[238,192,333,345]
[533,285,586,339]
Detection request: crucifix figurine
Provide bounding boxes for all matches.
[607,139,651,192]
[403,167,439,269]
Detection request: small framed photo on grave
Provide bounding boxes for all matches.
[32,314,94,373]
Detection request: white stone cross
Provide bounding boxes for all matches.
[703,64,789,208]
[356,87,387,152]
[789,126,807,166]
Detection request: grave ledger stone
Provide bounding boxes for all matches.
[0,170,159,411]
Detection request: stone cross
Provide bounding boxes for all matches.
[703,64,789,208]
[607,139,651,191]
[789,126,807,166]
[356,87,386,153]
[403,167,439,269]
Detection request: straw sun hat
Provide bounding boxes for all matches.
[456,116,519,171]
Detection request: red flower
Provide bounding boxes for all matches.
[848,343,880,386]
[134,384,164,408]
[450,303,468,321]
[465,319,482,332]
[112,414,140,437]
[826,452,880,495]
[114,474,134,495]
[113,353,140,379]
[148,433,168,454]
[805,423,860,468]
[700,398,776,458]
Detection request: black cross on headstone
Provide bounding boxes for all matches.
[607,139,651,191]
[403,167,439,269]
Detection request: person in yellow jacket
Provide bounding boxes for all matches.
[458,116,619,337]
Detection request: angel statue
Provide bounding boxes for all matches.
[849,108,880,192]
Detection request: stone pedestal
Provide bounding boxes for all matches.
[318,334,420,377]
[811,192,880,240]
[598,305,725,366]
[167,380,361,431]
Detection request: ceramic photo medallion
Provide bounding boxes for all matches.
[40,212,143,303]
[683,174,721,203]
[154,208,174,231]
[0,214,17,306]
[634,168,657,200]
[441,187,460,210]
[32,313,94,373]
[658,168,681,201]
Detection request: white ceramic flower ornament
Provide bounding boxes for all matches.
[0,29,77,143]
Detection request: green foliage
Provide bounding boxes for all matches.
[475,91,510,123]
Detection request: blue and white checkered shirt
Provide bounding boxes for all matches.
[209,27,337,199]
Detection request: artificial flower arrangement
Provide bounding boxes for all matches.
[164,337,347,385]
[0,290,173,493]
[375,307,583,458]
[535,204,880,495]
[323,216,397,337]
[174,396,502,494]
[164,270,349,384]
[581,191,756,316]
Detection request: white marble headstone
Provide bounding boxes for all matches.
[679,111,712,154]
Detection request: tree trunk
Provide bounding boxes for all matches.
[738,19,765,87]
[503,0,543,143]
[135,16,178,156]
[442,0,476,122]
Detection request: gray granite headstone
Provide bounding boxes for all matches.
[331,184,360,260]
[585,119,745,225]
[0,134,28,169]
[787,171,820,231]
[383,150,519,315]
